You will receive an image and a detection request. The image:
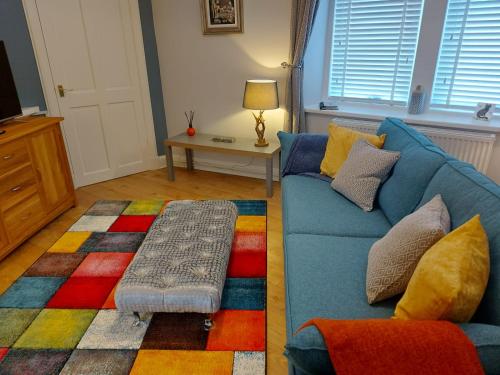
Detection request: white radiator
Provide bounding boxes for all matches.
[332,117,496,173]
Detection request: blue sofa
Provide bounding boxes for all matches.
[279,118,500,375]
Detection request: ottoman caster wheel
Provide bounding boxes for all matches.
[204,319,213,331]
[133,312,147,327]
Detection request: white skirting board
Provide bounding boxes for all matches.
[151,154,281,182]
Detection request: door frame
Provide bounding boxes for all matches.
[22,0,161,187]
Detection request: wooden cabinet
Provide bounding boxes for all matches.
[0,117,75,261]
[29,126,74,211]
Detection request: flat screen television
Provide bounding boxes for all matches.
[0,41,22,124]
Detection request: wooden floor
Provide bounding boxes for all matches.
[0,167,288,374]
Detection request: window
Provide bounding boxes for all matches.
[328,0,424,105]
[431,0,500,109]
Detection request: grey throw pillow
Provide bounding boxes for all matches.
[331,140,400,211]
[366,195,451,304]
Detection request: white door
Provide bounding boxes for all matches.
[35,0,155,187]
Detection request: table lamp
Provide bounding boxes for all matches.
[243,80,279,147]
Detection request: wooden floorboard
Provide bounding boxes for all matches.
[0,167,288,374]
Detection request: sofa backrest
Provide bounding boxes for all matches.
[376,118,449,224]
[417,159,500,326]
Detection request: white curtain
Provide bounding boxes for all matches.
[284,0,320,133]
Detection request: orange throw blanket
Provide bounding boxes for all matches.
[300,319,484,375]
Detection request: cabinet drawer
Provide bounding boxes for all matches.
[0,139,30,177]
[4,193,45,243]
[0,165,38,211]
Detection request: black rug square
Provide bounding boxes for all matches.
[24,253,87,277]
[0,349,71,375]
[60,349,137,374]
[85,200,131,216]
[141,313,209,350]
[79,232,145,253]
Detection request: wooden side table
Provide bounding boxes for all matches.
[164,133,281,197]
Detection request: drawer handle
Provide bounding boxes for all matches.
[2,154,13,160]
[11,185,22,192]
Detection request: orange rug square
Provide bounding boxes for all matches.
[130,350,233,375]
[102,287,116,309]
[235,216,266,233]
[206,310,265,351]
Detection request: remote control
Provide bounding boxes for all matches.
[211,137,235,143]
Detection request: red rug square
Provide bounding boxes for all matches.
[228,232,266,277]
[0,348,8,362]
[206,310,265,351]
[71,253,134,278]
[46,277,119,309]
[107,215,156,233]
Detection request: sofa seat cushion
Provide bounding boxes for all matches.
[376,118,448,225]
[284,233,500,375]
[284,233,396,374]
[282,175,392,237]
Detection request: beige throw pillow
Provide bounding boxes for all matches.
[331,140,400,212]
[366,195,450,304]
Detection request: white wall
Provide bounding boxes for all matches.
[152,0,291,180]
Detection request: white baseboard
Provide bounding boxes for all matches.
[150,155,281,181]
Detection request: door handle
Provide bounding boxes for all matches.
[57,84,74,97]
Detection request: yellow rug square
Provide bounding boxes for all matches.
[48,232,92,253]
[123,200,166,215]
[236,216,266,233]
[130,350,233,375]
[13,309,97,349]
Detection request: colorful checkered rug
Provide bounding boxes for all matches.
[0,200,267,374]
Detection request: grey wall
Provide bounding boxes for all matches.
[138,0,168,155]
[0,0,168,156]
[0,0,47,111]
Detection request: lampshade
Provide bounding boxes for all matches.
[243,80,279,110]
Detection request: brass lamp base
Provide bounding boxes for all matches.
[253,110,269,147]
[255,139,269,147]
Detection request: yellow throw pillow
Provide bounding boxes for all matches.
[394,215,490,323]
[320,123,386,177]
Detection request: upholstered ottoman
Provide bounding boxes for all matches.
[115,200,238,314]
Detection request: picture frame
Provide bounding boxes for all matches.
[474,102,496,121]
[200,0,243,35]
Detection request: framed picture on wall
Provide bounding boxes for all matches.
[200,0,243,35]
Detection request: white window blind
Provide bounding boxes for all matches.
[328,0,424,105]
[431,0,500,109]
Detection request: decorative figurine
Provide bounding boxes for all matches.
[474,103,495,121]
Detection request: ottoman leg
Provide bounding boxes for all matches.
[133,312,147,327]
